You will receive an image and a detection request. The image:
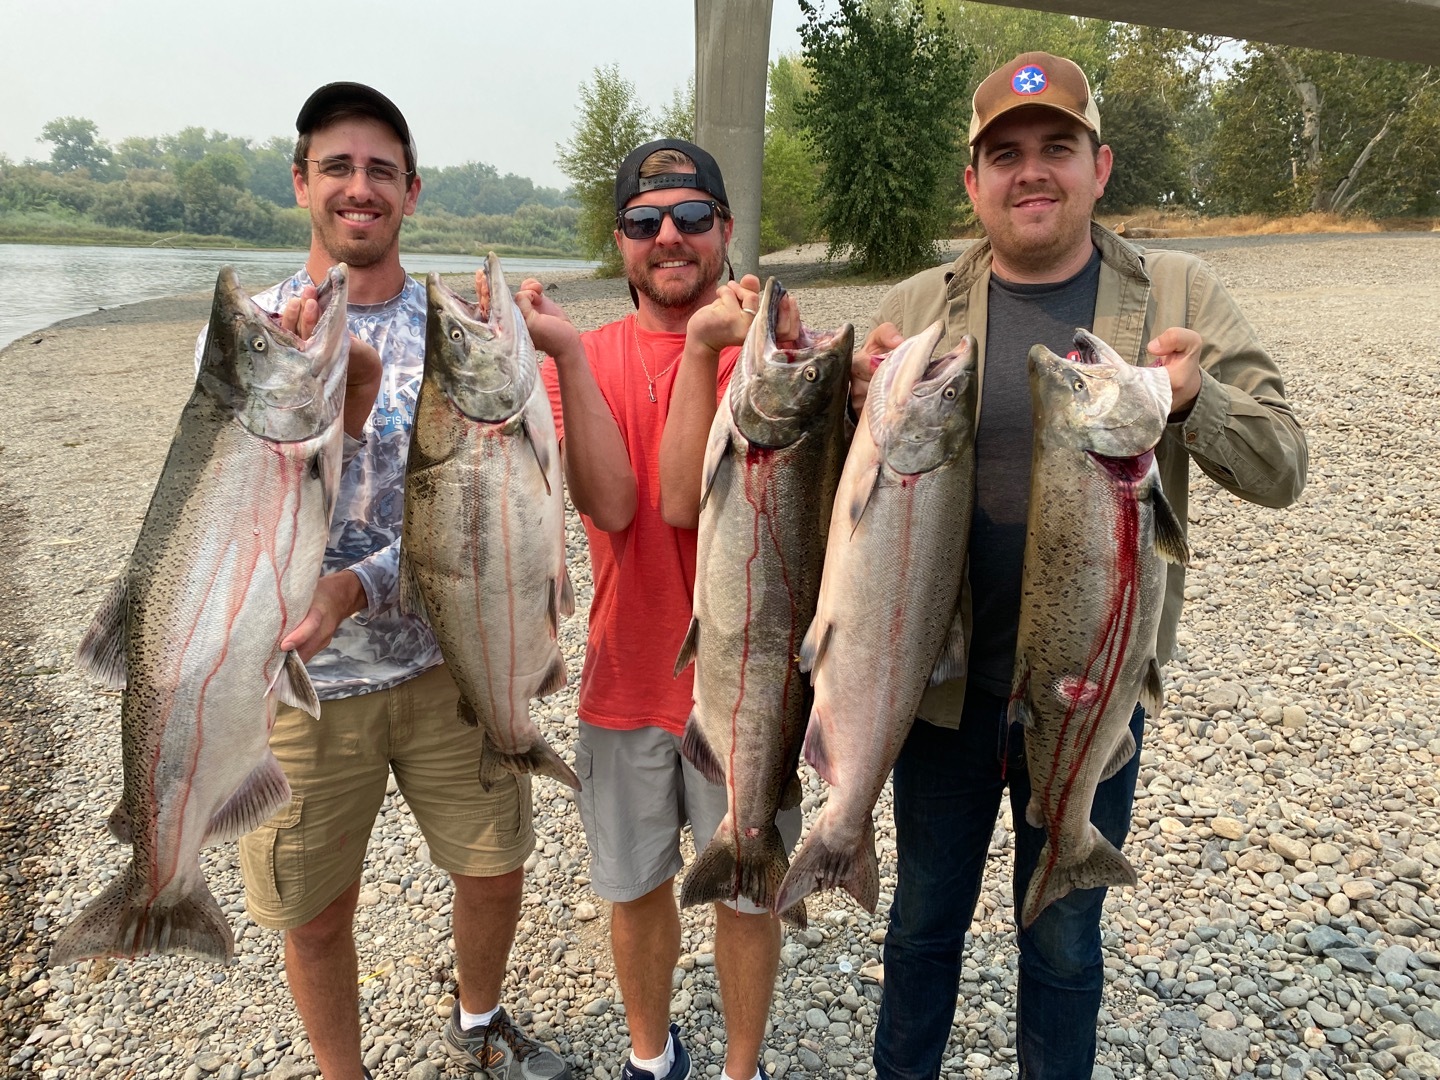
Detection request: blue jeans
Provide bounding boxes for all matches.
[873,687,1144,1080]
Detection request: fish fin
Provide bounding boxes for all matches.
[801,706,837,785]
[107,802,132,845]
[483,738,581,792]
[847,464,882,538]
[558,567,576,619]
[75,579,128,689]
[1151,484,1191,566]
[1140,657,1164,715]
[398,555,429,622]
[1099,727,1138,783]
[458,697,481,728]
[698,412,732,512]
[674,616,700,677]
[1024,795,1044,829]
[775,815,880,915]
[780,771,803,811]
[1020,833,1136,929]
[928,607,967,686]
[797,617,831,675]
[522,414,553,497]
[681,818,791,917]
[50,865,234,965]
[680,713,725,787]
[271,651,320,719]
[203,753,293,845]
[1008,656,1034,728]
[534,651,567,699]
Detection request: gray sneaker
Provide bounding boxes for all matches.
[441,1003,574,1079]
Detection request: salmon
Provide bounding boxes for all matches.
[776,323,978,915]
[55,264,350,964]
[675,278,852,924]
[400,255,577,790]
[1012,328,1189,928]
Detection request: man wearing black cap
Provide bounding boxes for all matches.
[513,139,800,1080]
[226,82,572,1080]
[847,53,1306,1079]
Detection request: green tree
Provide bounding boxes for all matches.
[556,64,655,274]
[1206,46,1440,216]
[655,78,695,140]
[38,116,113,176]
[798,0,974,274]
[760,54,822,251]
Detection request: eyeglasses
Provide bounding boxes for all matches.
[304,157,412,187]
[616,200,726,240]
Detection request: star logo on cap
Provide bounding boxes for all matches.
[1011,65,1047,96]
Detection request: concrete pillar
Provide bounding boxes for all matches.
[695,0,773,282]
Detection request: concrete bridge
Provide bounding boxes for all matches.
[697,0,1440,279]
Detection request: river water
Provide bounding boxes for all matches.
[0,243,597,350]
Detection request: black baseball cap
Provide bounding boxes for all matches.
[614,138,729,213]
[296,82,417,173]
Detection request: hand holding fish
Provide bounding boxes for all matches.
[687,274,801,355]
[1146,326,1204,421]
[514,277,585,365]
[280,569,366,662]
[279,286,381,438]
[851,321,903,417]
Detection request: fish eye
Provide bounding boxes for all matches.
[1072,377,1084,392]
[251,336,267,352]
[802,365,818,382]
[449,326,464,343]
[942,386,957,400]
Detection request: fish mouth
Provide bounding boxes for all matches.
[427,268,516,396]
[1088,448,1153,483]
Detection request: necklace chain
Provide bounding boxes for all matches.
[632,318,680,404]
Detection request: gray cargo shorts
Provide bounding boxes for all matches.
[574,720,802,913]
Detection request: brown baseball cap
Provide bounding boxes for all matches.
[969,52,1101,146]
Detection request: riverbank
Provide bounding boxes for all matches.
[3,235,1439,1080]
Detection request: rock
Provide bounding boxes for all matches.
[1200,1028,1249,1060]
[405,1065,441,1080]
[194,1053,225,1075]
[1280,706,1307,732]
[1310,843,1344,865]
[780,943,808,967]
[1212,817,1247,841]
[1305,926,1352,955]
[1377,945,1414,975]
[582,997,612,1017]
[574,902,599,922]
[1393,857,1426,880]
[1406,1051,1440,1079]
[1269,835,1311,862]
[805,1008,830,1031]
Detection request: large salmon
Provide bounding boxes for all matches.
[1012,328,1189,928]
[400,255,577,790]
[55,265,350,964]
[776,323,978,915]
[675,278,852,923]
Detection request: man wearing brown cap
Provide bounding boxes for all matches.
[851,53,1307,1079]
[225,82,572,1080]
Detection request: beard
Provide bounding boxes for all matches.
[310,204,401,270]
[626,243,728,312]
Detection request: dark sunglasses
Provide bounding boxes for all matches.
[617,200,726,240]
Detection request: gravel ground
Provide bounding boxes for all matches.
[3,235,1439,1080]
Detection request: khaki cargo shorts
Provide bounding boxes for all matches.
[239,664,534,930]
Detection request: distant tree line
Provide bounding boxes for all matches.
[558,0,1440,276]
[0,118,582,255]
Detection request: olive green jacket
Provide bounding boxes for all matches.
[873,221,1309,727]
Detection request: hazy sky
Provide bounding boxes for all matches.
[1,0,808,191]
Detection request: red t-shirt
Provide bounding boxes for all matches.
[541,315,738,734]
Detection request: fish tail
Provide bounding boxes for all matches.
[775,815,879,916]
[480,739,581,792]
[1021,833,1136,929]
[51,865,233,965]
[681,820,794,922]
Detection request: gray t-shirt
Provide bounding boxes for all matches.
[967,247,1101,696]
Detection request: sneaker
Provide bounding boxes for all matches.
[617,1024,691,1080]
[441,1002,574,1079]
